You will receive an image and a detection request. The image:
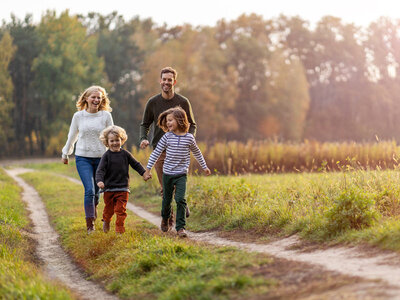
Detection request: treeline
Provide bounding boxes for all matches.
[1,11,400,157]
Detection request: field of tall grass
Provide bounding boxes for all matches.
[131,140,400,174]
[0,168,73,299]
[26,160,400,251]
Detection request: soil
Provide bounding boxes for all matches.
[5,166,400,299]
[4,168,118,300]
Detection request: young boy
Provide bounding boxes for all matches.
[96,125,151,234]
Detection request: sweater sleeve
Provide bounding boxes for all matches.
[183,99,197,137]
[95,152,108,183]
[106,111,114,126]
[146,134,167,169]
[61,113,79,159]
[126,151,146,176]
[189,136,207,169]
[139,100,153,142]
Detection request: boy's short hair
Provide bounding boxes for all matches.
[160,67,177,80]
[157,106,189,133]
[99,125,128,147]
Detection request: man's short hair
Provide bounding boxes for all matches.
[160,67,177,80]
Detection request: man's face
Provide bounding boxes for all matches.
[160,72,176,93]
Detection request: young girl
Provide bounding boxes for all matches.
[144,107,211,238]
[62,86,113,234]
[96,125,151,234]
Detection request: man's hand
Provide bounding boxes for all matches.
[140,140,150,149]
[97,181,105,189]
[203,168,211,176]
[62,158,68,164]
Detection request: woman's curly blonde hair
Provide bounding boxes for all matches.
[76,85,112,112]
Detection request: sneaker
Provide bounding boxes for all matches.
[177,228,187,238]
[185,205,190,218]
[161,218,169,232]
[103,221,110,233]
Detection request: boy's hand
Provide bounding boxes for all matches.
[97,181,105,189]
[143,170,152,181]
[203,168,211,176]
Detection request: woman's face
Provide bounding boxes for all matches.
[86,91,102,113]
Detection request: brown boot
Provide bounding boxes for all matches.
[177,228,187,238]
[161,218,169,232]
[103,220,110,233]
[86,217,95,234]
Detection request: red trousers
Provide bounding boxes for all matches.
[103,191,128,233]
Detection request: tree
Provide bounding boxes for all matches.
[0,32,16,156]
[6,14,40,155]
[32,10,106,154]
[265,49,310,140]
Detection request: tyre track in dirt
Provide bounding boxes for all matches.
[5,168,118,300]
[59,172,400,298]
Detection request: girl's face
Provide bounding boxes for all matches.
[107,133,122,152]
[166,113,179,133]
[86,91,102,113]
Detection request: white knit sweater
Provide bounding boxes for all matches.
[62,110,113,159]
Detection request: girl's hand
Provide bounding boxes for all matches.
[143,170,152,181]
[97,181,105,189]
[62,158,68,164]
[203,168,211,176]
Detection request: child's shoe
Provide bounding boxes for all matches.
[103,221,110,233]
[86,217,95,234]
[161,218,169,232]
[177,228,187,238]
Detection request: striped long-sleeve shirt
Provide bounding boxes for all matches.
[147,132,207,175]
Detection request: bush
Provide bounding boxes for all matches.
[325,189,379,236]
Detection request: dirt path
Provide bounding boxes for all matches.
[5,168,118,300]
[59,173,400,298]
[8,167,400,299]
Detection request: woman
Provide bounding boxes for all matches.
[62,86,113,234]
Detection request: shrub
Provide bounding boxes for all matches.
[325,189,379,236]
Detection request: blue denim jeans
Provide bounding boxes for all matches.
[75,155,101,218]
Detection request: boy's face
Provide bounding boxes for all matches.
[107,133,121,152]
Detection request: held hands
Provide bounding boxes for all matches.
[143,169,152,181]
[203,168,211,176]
[97,181,105,189]
[140,140,150,149]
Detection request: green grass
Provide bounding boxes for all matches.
[21,171,275,299]
[26,161,400,250]
[0,168,73,299]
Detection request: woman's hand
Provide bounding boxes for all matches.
[62,158,68,164]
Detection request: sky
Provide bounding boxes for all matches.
[2,0,399,28]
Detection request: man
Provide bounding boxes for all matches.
[140,67,196,226]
